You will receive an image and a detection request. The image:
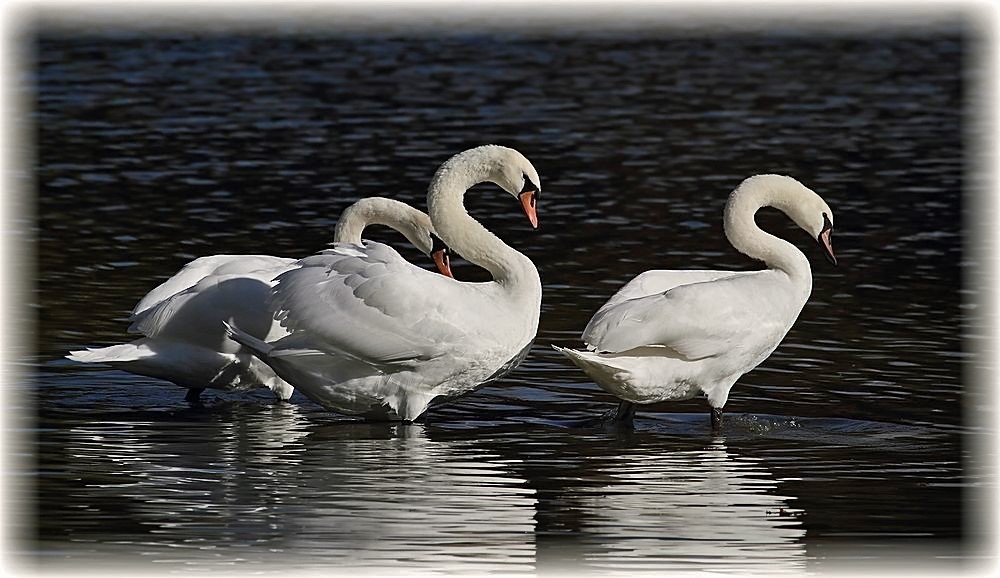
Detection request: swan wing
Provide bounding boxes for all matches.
[583,271,790,359]
[597,269,746,313]
[130,268,293,346]
[132,254,295,317]
[268,241,481,366]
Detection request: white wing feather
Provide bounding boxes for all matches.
[132,254,295,317]
[597,269,745,312]
[269,241,502,366]
[129,270,292,346]
[583,270,795,359]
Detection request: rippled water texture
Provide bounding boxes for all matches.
[26,20,983,575]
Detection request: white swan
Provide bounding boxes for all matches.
[227,145,542,421]
[554,174,836,430]
[67,197,451,402]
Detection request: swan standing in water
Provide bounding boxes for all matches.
[67,197,452,402]
[554,175,836,430]
[227,145,542,421]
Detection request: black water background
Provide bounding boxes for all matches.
[21,21,985,574]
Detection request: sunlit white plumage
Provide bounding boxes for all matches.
[67,197,445,402]
[554,174,836,428]
[228,145,542,421]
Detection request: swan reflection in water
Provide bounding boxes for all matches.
[55,409,804,573]
[559,439,807,574]
[57,405,537,572]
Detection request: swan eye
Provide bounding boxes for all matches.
[430,233,449,254]
[519,174,539,197]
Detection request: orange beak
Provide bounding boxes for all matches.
[818,227,837,266]
[519,190,538,229]
[432,249,454,278]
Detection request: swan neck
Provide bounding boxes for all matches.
[724,180,812,287]
[333,197,429,253]
[427,154,534,285]
[333,210,368,244]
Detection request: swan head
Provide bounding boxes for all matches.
[789,186,836,267]
[489,146,541,229]
[406,212,454,278]
[467,145,542,228]
[429,233,454,278]
[775,176,837,266]
[736,174,837,266]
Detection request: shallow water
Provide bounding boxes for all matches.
[24,21,980,575]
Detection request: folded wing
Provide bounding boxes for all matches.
[268,241,493,367]
[132,254,295,317]
[583,270,789,360]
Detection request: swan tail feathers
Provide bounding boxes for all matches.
[552,344,601,365]
[223,320,273,358]
[241,356,294,401]
[268,380,295,401]
[552,344,604,372]
[552,344,636,386]
[66,342,156,364]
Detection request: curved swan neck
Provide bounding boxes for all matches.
[723,175,812,286]
[427,147,535,285]
[333,197,432,254]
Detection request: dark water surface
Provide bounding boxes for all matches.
[24,22,984,575]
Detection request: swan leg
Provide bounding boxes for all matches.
[711,407,723,431]
[596,400,636,428]
[616,400,637,425]
[184,387,205,403]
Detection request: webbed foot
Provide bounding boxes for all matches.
[184,387,205,404]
